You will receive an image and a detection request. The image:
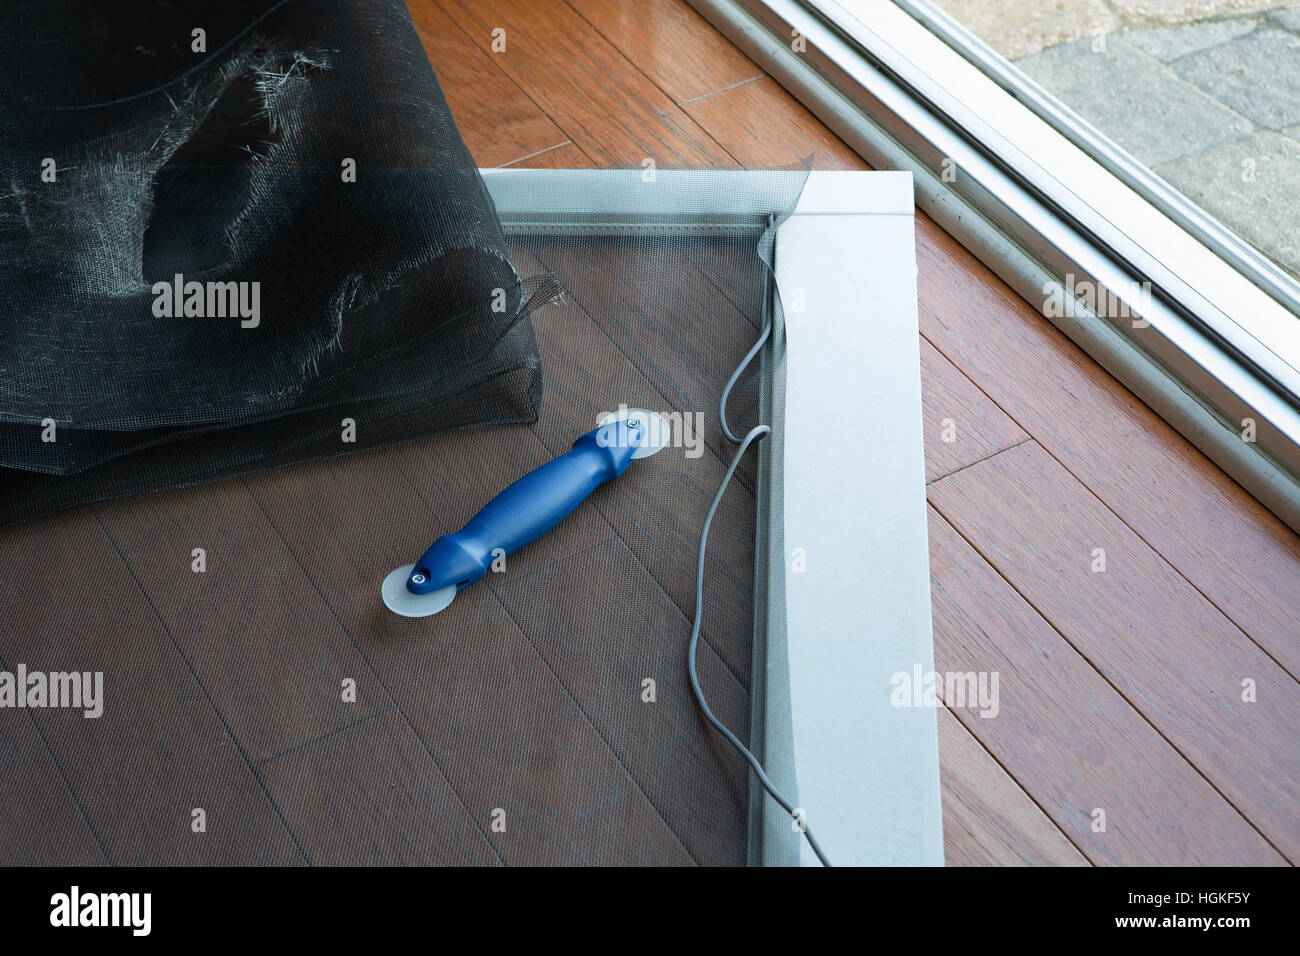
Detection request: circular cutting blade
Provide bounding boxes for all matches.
[381,563,457,618]
[599,407,671,459]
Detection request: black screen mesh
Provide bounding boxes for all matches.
[0,0,553,523]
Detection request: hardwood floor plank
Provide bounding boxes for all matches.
[928,501,1285,864]
[565,0,762,104]
[915,217,1300,676]
[493,538,752,865]
[96,472,522,865]
[394,420,753,865]
[929,444,1299,860]
[258,708,502,865]
[242,448,698,865]
[93,480,384,766]
[921,337,1028,483]
[0,703,106,865]
[937,707,1088,867]
[682,76,868,170]
[408,0,569,167]
[0,509,305,865]
[435,0,732,166]
[499,141,586,168]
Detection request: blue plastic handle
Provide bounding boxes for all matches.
[405,418,646,595]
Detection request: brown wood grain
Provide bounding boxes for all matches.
[682,77,868,170]
[87,478,511,865]
[500,141,586,168]
[936,707,1088,867]
[408,0,569,167]
[915,217,1300,677]
[257,708,503,865]
[435,0,732,166]
[0,704,106,865]
[921,337,1028,483]
[929,444,1298,861]
[241,447,703,865]
[565,0,763,104]
[492,537,753,865]
[928,500,1285,864]
[92,480,385,766]
[0,508,306,865]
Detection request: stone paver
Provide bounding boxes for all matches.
[1108,0,1288,26]
[1173,29,1300,128]
[1155,131,1300,273]
[1016,37,1252,166]
[938,0,1300,277]
[931,0,1114,59]
[1124,18,1257,60]
[1272,7,1300,28]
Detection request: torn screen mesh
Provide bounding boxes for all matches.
[0,0,553,524]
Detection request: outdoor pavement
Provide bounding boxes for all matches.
[934,0,1300,280]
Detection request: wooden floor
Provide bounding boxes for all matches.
[2,0,1296,867]
[408,0,1300,865]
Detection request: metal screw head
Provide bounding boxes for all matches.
[411,572,427,585]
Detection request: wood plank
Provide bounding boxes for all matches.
[92,474,516,865]
[0,508,306,865]
[393,420,754,865]
[493,538,753,865]
[929,443,1299,860]
[436,0,732,166]
[682,77,868,170]
[565,0,762,104]
[258,708,502,865]
[937,706,1087,867]
[0,702,106,865]
[929,500,1285,865]
[408,0,569,168]
[242,448,699,865]
[915,216,1300,676]
[921,336,1027,483]
[500,141,586,168]
[93,479,385,766]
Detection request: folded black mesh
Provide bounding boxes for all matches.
[0,0,551,524]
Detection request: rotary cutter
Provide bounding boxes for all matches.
[381,407,671,617]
